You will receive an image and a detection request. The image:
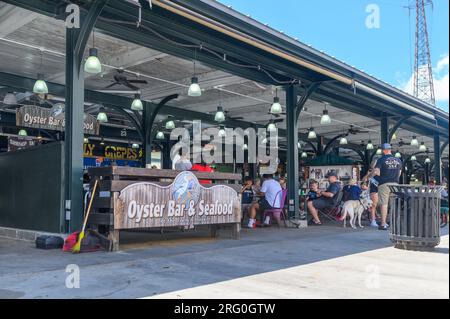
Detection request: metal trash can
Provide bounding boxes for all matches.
[388,185,443,251]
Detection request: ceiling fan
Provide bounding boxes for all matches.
[99,69,148,93]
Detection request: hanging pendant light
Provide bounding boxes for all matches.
[395,151,402,158]
[156,131,165,140]
[320,103,331,125]
[301,152,308,158]
[33,73,48,94]
[214,106,226,123]
[243,143,248,151]
[270,89,282,115]
[267,120,277,132]
[97,106,108,123]
[308,128,317,139]
[188,54,201,97]
[84,48,102,74]
[188,76,202,97]
[218,126,226,137]
[419,142,427,152]
[297,142,302,148]
[3,92,17,105]
[83,137,89,144]
[410,155,417,161]
[165,118,175,130]
[410,136,419,147]
[366,140,374,150]
[131,94,143,111]
[100,138,105,146]
[376,148,382,155]
[18,129,27,137]
[132,143,140,149]
[425,157,431,164]
[261,137,268,144]
[37,131,43,140]
[340,136,348,145]
[391,132,397,140]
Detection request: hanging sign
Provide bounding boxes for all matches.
[7,136,36,152]
[114,171,241,229]
[16,105,99,135]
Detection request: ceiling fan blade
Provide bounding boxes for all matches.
[104,82,119,89]
[128,80,148,84]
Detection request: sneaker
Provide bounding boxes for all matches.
[264,216,271,225]
[378,224,390,231]
[370,220,378,228]
[247,219,256,229]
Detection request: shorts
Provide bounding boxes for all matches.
[259,198,274,212]
[312,198,334,210]
[378,183,394,206]
[370,184,378,194]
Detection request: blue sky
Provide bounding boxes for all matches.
[220,0,449,111]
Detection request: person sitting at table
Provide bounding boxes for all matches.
[174,154,192,171]
[307,171,341,226]
[247,174,282,229]
[301,179,319,211]
[241,176,255,216]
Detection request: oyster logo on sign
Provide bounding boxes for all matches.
[115,171,240,229]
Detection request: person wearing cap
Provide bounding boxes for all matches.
[373,143,403,231]
[307,171,341,225]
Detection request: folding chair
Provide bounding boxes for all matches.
[263,189,288,227]
[317,190,344,223]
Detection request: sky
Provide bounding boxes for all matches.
[219,0,449,111]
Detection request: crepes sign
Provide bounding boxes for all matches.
[16,105,99,135]
[114,171,241,229]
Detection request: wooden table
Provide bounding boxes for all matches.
[88,167,242,251]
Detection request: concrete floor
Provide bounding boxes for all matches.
[0,224,448,299]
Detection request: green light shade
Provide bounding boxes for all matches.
[410,136,419,147]
[243,143,248,151]
[83,137,89,144]
[165,120,175,130]
[131,95,143,111]
[340,136,348,145]
[218,126,226,137]
[366,141,374,150]
[395,151,402,158]
[425,157,431,164]
[188,77,202,97]
[308,128,316,139]
[320,109,331,125]
[297,142,302,148]
[156,131,165,140]
[84,48,102,74]
[391,132,397,140]
[33,74,48,94]
[376,149,382,155]
[267,122,277,132]
[132,143,140,149]
[214,106,225,123]
[301,152,308,158]
[410,155,417,161]
[261,138,268,144]
[419,142,427,152]
[97,110,108,123]
[18,129,27,136]
[270,97,282,115]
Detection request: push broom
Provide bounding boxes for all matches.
[72,179,98,254]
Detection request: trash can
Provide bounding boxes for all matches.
[388,185,443,251]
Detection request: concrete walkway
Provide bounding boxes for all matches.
[0,225,448,299]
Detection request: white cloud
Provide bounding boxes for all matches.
[398,53,449,110]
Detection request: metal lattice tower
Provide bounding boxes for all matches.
[413,0,435,105]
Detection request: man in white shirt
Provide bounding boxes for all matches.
[247,174,282,229]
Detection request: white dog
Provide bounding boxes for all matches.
[341,198,372,229]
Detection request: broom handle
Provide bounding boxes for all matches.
[81,179,98,233]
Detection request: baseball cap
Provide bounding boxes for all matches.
[325,171,338,178]
[381,143,392,150]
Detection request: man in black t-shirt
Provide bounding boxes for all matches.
[374,143,403,230]
[307,171,341,225]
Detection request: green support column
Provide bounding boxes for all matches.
[380,113,389,145]
[64,1,108,232]
[65,28,85,232]
[434,132,442,184]
[286,85,299,219]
